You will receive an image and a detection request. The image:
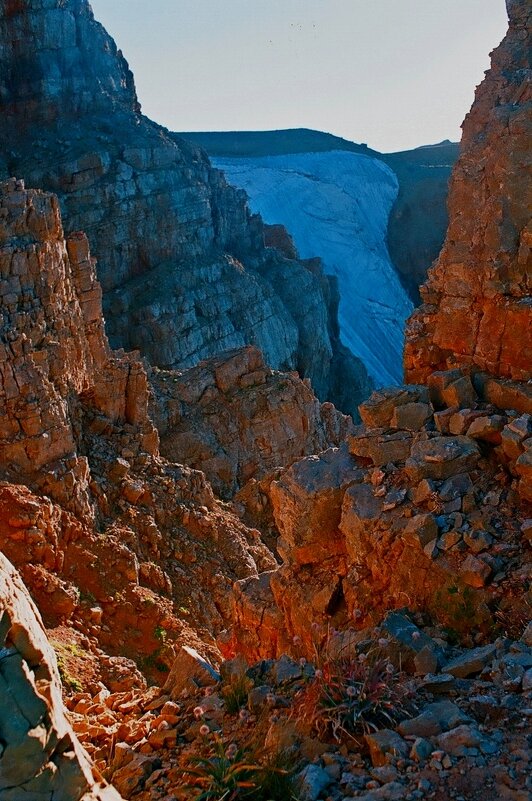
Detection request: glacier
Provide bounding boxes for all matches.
[213,150,413,387]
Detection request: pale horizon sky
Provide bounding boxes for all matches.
[90,0,509,153]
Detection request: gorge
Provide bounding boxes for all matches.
[0,1,530,800]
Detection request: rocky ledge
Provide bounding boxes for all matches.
[229,372,531,660]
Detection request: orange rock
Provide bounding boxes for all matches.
[404,3,531,385]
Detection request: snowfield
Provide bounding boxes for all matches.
[214,150,413,386]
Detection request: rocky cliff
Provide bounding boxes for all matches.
[0,175,367,796]
[404,0,531,383]
[0,0,369,416]
[0,178,355,673]
[0,3,530,800]
[149,346,354,500]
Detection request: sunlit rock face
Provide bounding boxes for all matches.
[0,177,158,519]
[213,151,413,387]
[0,552,123,800]
[404,0,532,384]
[0,0,370,417]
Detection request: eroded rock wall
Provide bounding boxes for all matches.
[0,178,282,671]
[404,0,531,383]
[0,177,158,519]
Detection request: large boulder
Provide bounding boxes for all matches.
[0,552,122,800]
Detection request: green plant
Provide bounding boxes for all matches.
[154,625,167,643]
[431,583,482,634]
[251,749,301,801]
[184,737,298,801]
[54,652,83,692]
[184,737,261,800]
[79,589,96,604]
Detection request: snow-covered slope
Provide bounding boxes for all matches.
[214,151,412,386]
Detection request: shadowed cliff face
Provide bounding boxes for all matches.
[0,0,138,122]
[0,177,357,664]
[0,0,370,417]
[404,0,531,383]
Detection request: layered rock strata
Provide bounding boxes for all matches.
[0,178,272,666]
[0,0,369,416]
[0,551,122,800]
[405,0,531,383]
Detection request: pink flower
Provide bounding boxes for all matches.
[193,706,204,719]
[225,743,238,759]
[199,724,210,736]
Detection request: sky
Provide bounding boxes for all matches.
[89,0,508,153]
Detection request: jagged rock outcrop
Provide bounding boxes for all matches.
[404,0,531,383]
[149,346,354,499]
[229,373,531,660]
[0,551,122,800]
[0,0,369,416]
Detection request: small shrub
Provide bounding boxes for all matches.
[184,736,299,801]
[293,641,413,741]
[184,737,261,800]
[252,749,301,801]
[154,625,167,643]
[222,671,253,715]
